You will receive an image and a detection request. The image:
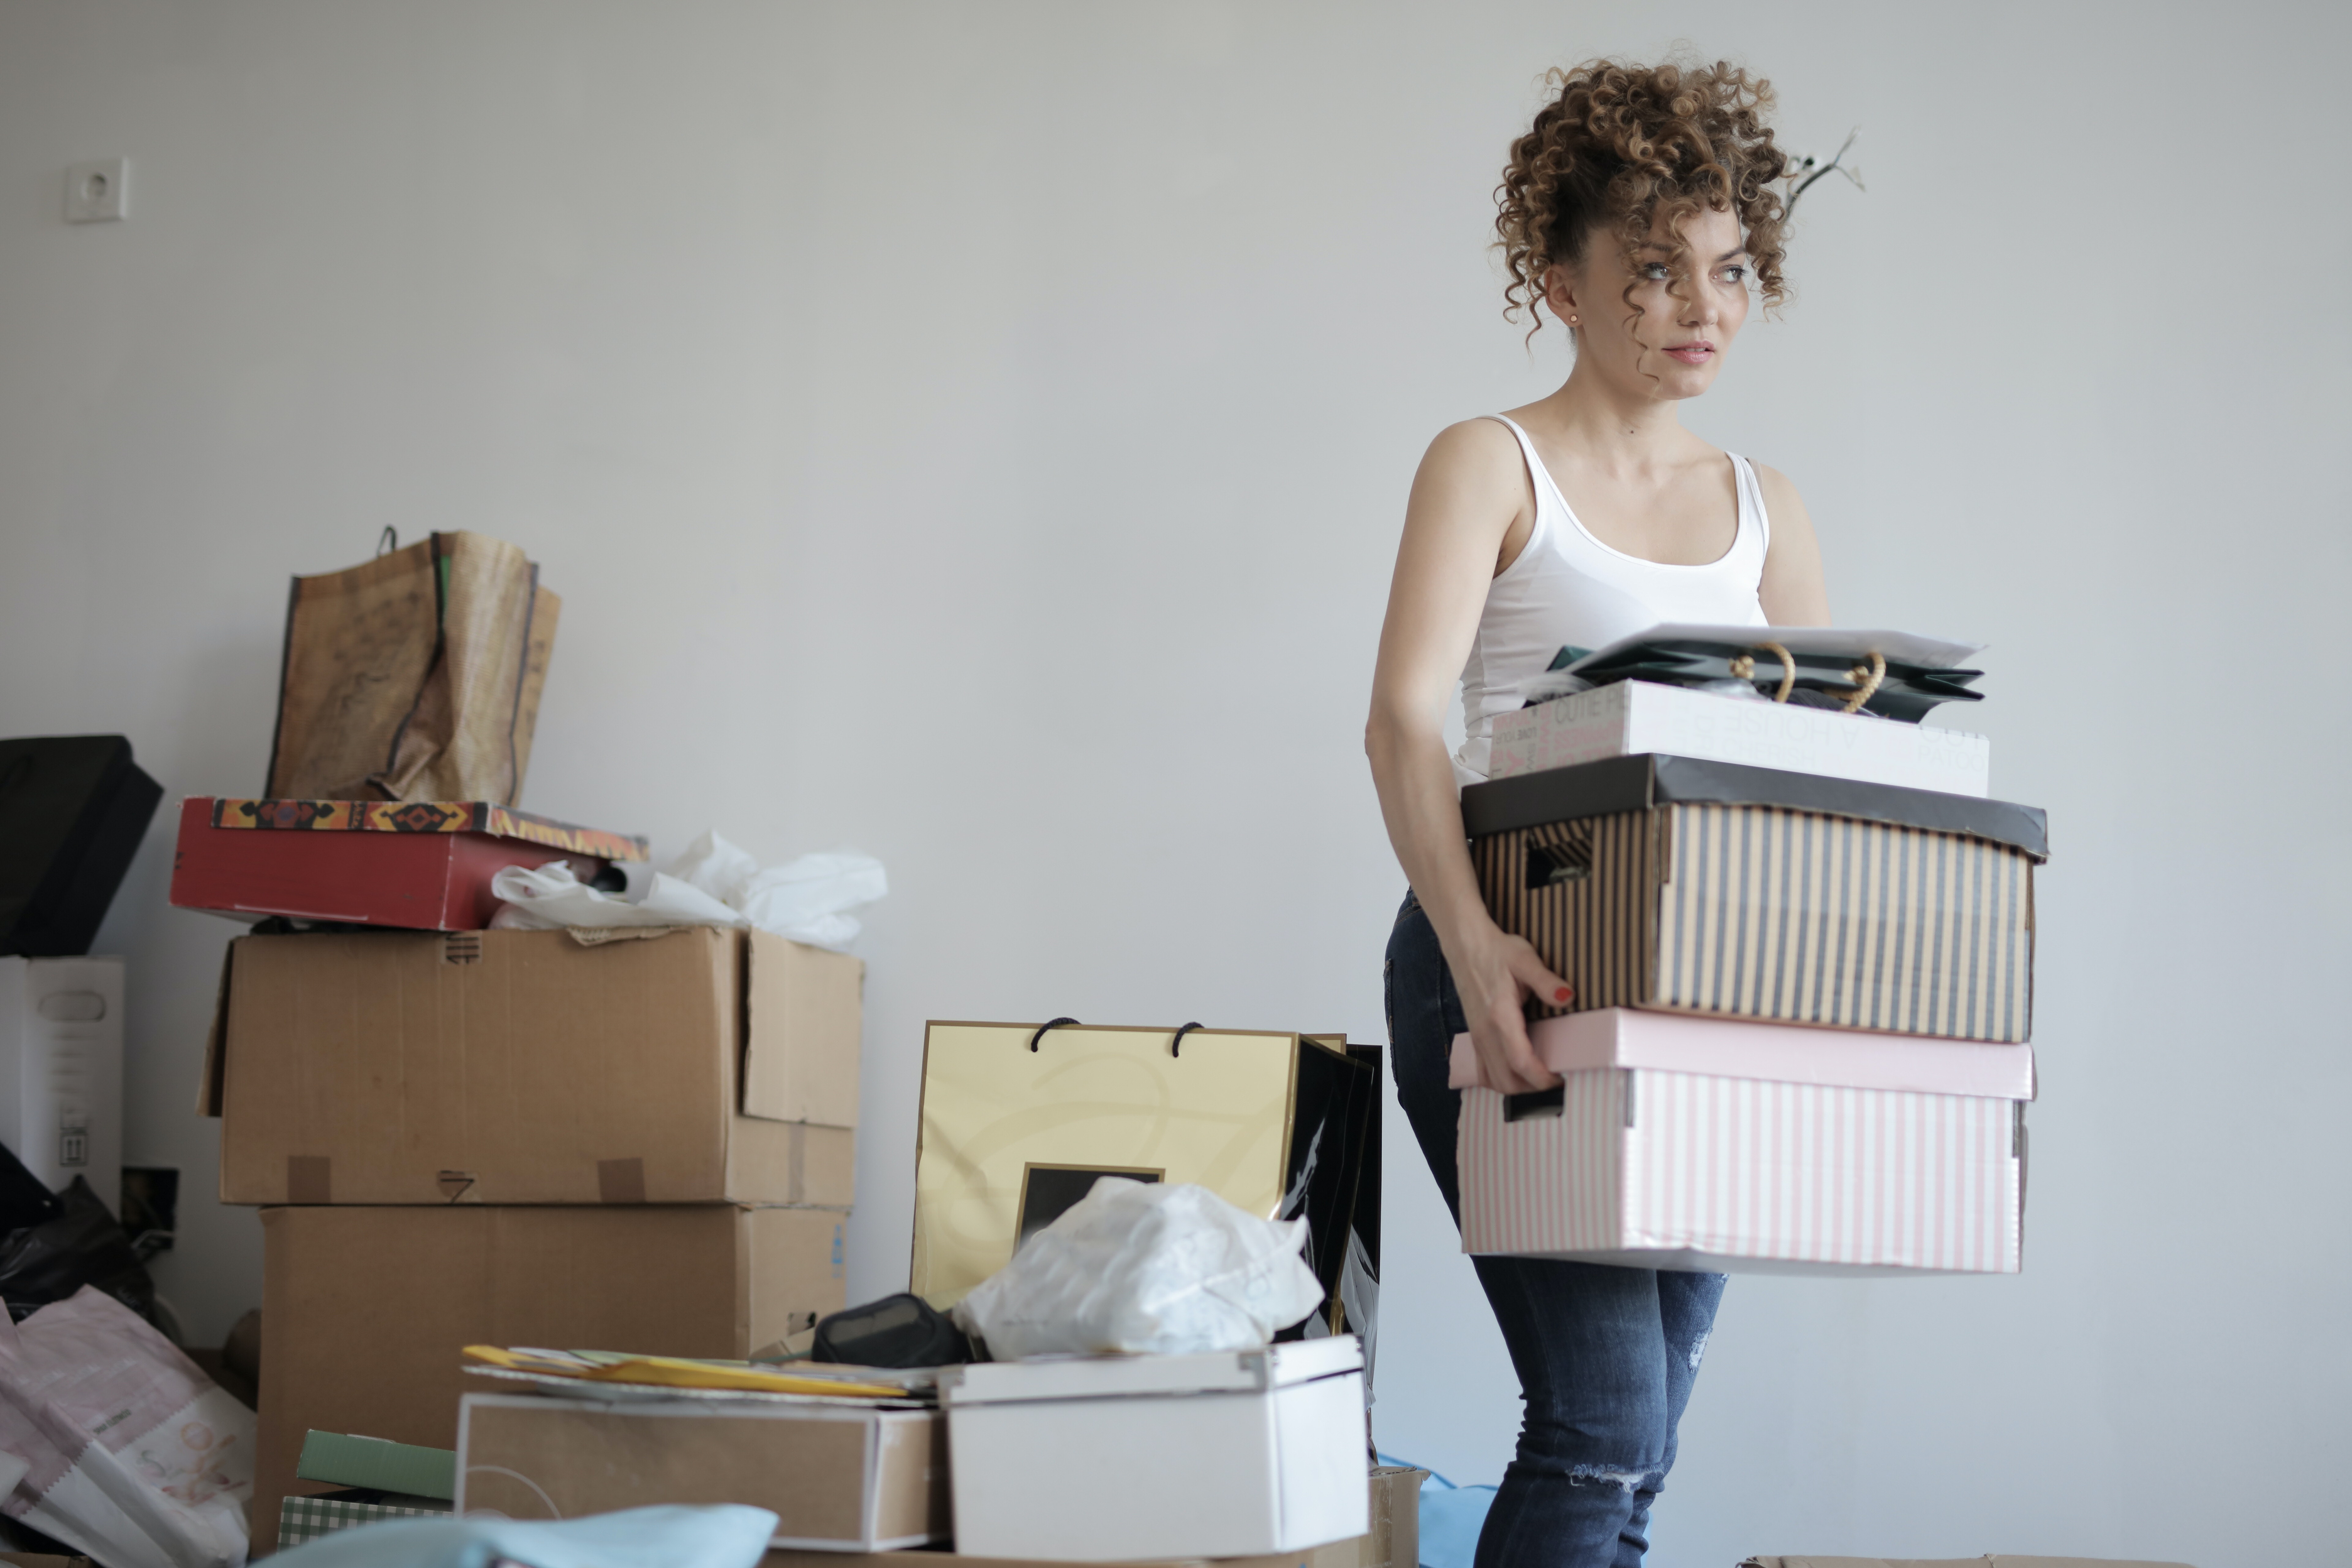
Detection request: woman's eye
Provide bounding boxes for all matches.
[1639,263,1673,281]
[1721,265,1748,284]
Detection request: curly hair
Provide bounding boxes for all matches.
[1495,58,1791,338]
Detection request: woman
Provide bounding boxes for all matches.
[1365,59,1831,1567]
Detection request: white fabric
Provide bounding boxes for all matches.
[1452,415,1771,784]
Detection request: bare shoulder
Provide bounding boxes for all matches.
[1420,416,1525,483]
[1751,462,1819,539]
[1409,417,1533,528]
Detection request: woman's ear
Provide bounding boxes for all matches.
[1542,263,1581,329]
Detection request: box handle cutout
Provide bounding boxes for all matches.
[1527,840,1591,888]
[36,992,106,1023]
[1503,1086,1565,1122]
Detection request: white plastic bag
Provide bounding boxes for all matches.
[0,1286,254,1568]
[490,831,888,952]
[951,1180,1325,1359]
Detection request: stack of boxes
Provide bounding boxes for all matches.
[1455,677,2045,1274]
[188,840,865,1549]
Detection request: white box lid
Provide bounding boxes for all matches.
[1450,1008,2035,1100]
[938,1336,1362,1407]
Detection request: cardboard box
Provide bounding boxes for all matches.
[296,1430,456,1498]
[1465,754,2047,1043]
[756,1465,1416,1568]
[939,1339,1368,1561]
[457,1393,947,1550]
[277,1492,450,1549]
[169,796,645,932]
[1741,1559,2195,1567]
[254,1203,847,1554]
[912,1023,1372,1320]
[1487,680,1992,795]
[1305,1466,1422,1568]
[0,957,122,1213]
[1458,1023,2029,1274]
[202,926,859,1204]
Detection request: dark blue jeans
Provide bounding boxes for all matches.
[1385,893,1725,1568]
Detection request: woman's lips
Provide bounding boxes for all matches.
[1664,343,1715,365]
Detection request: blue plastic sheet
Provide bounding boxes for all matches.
[1378,1453,1496,1568]
[266,1504,778,1568]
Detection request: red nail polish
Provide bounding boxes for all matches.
[1554,987,1572,1002]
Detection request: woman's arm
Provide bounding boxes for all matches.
[1366,420,1573,1096]
[1755,464,1831,625]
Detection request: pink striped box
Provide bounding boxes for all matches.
[1453,1010,2029,1275]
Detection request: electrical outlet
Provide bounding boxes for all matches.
[65,158,128,223]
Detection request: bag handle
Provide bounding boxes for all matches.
[1727,641,1797,702]
[1027,1017,1080,1052]
[1727,641,1888,712]
[1026,1017,1208,1057]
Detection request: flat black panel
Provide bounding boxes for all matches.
[1014,1165,1161,1251]
[1279,1042,1375,1301]
[1461,752,2048,860]
[0,736,164,956]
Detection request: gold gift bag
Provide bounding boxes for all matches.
[911,1021,1374,1318]
[266,530,559,805]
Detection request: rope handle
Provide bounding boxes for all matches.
[1026,1017,1079,1052]
[1727,641,1797,702]
[1838,650,1887,713]
[1169,1022,1203,1058]
[1726,642,1887,712]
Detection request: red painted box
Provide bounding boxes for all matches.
[170,797,649,931]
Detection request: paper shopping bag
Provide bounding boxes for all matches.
[911,1022,1375,1325]
[265,531,559,805]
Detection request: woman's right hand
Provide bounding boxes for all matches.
[1441,916,1573,1095]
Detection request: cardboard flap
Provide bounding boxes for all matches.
[742,931,863,1126]
[196,941,235,1117]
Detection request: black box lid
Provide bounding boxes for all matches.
[1460,753,2048,861]
[0,735,164,956]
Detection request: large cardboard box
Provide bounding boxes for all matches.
[912,1023,1372,1317]
[1456,1012,2030,1275]
[1487,680,1992,796]
[203,926,859,1205]
[1464,754,2047,1043]
[254,1204,847,1554]
[939,1339,1367,1562]
[169,796,644,932]
[0,956,123,1212]
[458,1393,947,1550]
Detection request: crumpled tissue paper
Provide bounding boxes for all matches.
[491,831,886,952]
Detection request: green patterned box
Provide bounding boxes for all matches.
[277,1492,451,1548]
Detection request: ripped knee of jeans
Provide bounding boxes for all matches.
[1566,1462,1663,1494]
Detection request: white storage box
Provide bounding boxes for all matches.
[1457,1011,2028,1276]
[0,956,123,1211]
[938,1338,1368,1562]
[1487,679,1991,796]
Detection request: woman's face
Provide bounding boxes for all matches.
[1546,202,1753,400]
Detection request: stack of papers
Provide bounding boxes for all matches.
[461,1345,937,1406]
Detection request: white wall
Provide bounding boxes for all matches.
[3,3,2346,1563]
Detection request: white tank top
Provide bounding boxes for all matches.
[1453,414,1771,783]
